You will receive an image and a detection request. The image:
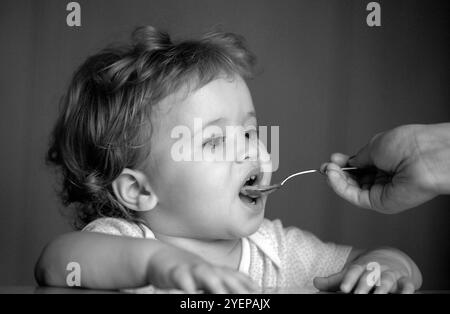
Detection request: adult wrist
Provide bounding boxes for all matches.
[415,123,450,194]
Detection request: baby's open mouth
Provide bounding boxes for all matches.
[239,170,262,205]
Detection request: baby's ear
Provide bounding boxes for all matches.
[112,168,158,212]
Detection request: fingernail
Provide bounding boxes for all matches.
[319,163,328,174]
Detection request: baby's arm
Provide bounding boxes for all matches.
[314,247,422,294]
[35,232,256,293]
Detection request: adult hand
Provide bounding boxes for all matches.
[322,123,450,214]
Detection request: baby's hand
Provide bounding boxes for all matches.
[313,250,418,294]
[146,245,258,293]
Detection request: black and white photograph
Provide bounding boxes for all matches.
[0,0,449,300]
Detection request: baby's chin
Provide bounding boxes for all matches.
[223,211,265,239]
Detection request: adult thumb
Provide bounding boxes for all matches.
[348,142,374,168]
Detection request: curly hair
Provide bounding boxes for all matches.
[46,25,257,230]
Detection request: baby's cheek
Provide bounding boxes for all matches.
[177,169,222,201]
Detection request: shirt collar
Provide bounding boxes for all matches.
[248,227,282,269]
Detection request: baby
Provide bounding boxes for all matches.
[36,26,422,294]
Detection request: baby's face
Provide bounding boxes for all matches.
[143,75,272,240]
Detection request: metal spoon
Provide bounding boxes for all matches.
[240,167,358,198]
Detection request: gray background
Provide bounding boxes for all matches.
[0,0,449,289]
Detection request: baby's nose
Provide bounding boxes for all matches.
[236,138,270,167]
[257,140,272,173]
[235,135,259,163]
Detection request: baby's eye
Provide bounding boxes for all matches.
[203,136,225,150]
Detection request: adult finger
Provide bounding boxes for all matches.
[330,153,350,167]
[326,163,373,209]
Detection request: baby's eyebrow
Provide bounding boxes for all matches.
[203,111,256,128]
[203,117,226,128]
[192,111,257,136]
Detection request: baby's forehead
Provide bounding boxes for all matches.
[151,87,206,129]
[152,102,217,144]
[154,77,255,129]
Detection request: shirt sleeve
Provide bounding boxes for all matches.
[82,217,150,238]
